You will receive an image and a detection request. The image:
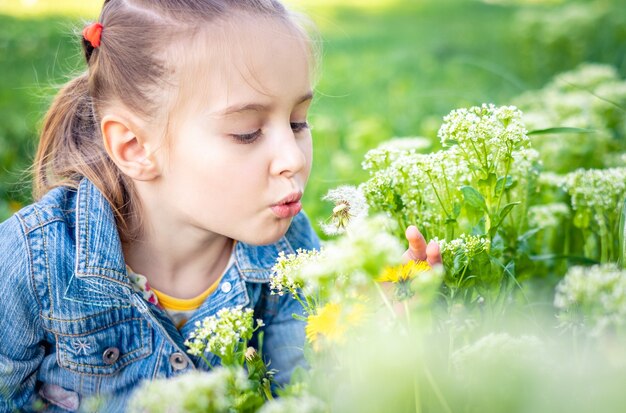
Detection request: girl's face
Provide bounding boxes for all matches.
[151,15,314,245]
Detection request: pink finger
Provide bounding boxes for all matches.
[405,225,427,261]
[426,240,442,266]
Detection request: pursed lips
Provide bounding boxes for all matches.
[270,191,303,218]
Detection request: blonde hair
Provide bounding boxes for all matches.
[34,0,316,243]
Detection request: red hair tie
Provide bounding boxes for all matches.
[83,23,103,48]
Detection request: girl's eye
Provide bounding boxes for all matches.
[291,122,310,133]
[231,122,309,144]
[232,129,262,144]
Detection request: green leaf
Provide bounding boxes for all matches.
[494,175,514,195]
[487,202,519,237]
[452,202,462,218]
[518,227,542,242]
[292,313,307,321]
[471,217,487,236]
[573,209,591,229]
[527,127,596,135]
[442,139,459,147]
[461,186,488,212]
[497,202,520,223]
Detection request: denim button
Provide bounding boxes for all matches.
[221,281,232,293]
[102,347,120,365]
[169,352,188,370]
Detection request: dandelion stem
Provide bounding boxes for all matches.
[403,300,412,325]
[375,283,397,319]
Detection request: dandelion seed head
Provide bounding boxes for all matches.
[320,185,369,236]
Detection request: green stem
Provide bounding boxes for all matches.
[262,384,274,401]
[469,139,488,172]
[403,300,412,325]
[445,220,455,241]
[495,150,512,214]
[425,170,452,218]
[291,290,311,314]
[414,377,422,413]
[456,263,470,291]
[441,164,452,199]
[601,233,609,263]
[375,283,397,319]
[200,353,213,370]
[424,367,453,413]
[599,214,609,263]
[458,145,481,182]
[447,327,455,372]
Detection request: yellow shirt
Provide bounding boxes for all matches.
[126,242,236,329]
[152,277,222,329]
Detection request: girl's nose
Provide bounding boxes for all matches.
[269,127,308,178]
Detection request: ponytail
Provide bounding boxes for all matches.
[33,73,140,242]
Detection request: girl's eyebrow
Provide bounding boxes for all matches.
[212,91,314,117]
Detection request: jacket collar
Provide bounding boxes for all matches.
[74,178,295,288]
[74,178,131,288]
[234,235,295,282]
[66,179,133,306]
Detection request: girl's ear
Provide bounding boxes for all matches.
[101,114,160,181]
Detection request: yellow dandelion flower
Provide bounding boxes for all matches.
[305,302,366,351]
[377,260,431,283]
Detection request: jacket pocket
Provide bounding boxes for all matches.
[54,316,152,376]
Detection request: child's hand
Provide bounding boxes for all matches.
[402,225,441,265]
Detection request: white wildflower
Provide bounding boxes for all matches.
[514,63,626,173]
[258,395,328,413]
[362,136,432,172]
[438,234,491,259]
[564,168,626,211]
[184,306,255,366]
[528,203,570,228]
[553,63,620,92]
[555,264,626,336]
[450,333,544,372]
[128,368,251,413]
[301,215,404,301]
[437,104,529,164]
[270,248,322,298]
[562,167,626,230]
[538,172,566,188]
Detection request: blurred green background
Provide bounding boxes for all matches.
[0,0,624,230]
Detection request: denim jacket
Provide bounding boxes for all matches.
[0,178,319,412]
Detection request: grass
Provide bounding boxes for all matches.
[0,0,100,18]
[0,0,624,229]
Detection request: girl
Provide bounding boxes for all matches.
[0,0,440,411]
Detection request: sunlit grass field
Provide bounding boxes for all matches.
[1,0,624,229]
